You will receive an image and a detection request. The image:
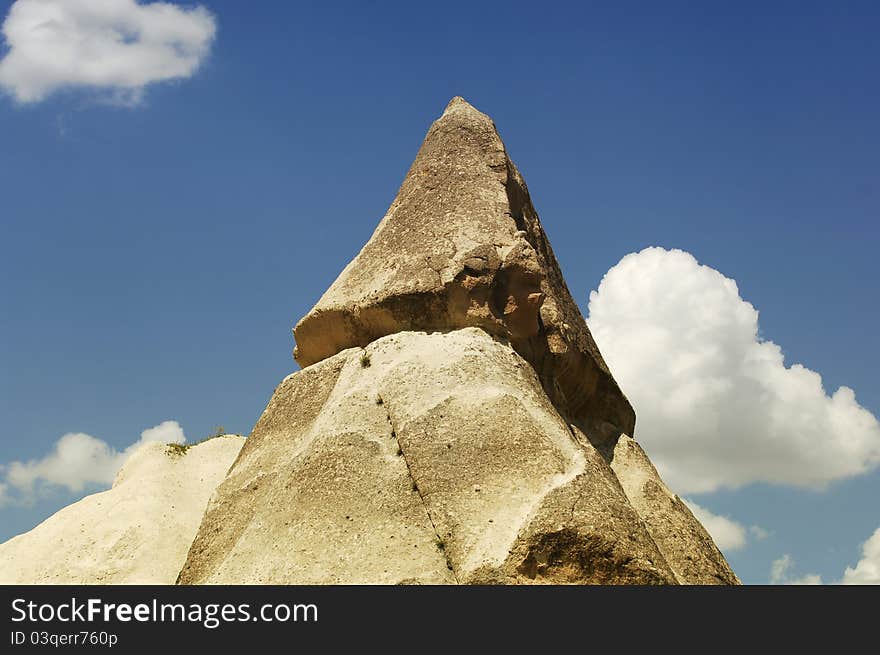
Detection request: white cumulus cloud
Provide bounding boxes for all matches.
[587,247,880,494]
[0,0,216,104]
[1,420,185,502]
[842,527,880,584]
[682,499,749,552]
[770,554,822,585]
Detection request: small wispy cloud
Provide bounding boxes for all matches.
[0,0,217,105]
[749,525,771,541]
[770,554,822,585]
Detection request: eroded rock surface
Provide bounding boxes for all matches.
[180,97,738,586]
[610,435,740,584]
[0,436,244,584]
[179,329,675,585]
[3,97,738,586]
[293,97,634,441]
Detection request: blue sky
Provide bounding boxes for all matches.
[0,0,878,584]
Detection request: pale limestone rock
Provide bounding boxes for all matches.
[610,434,740,584]
[179,97,738,585]
[4,97,738,586]
[178,329,676,585]
[293,96,634,441]
[0,436,243,584]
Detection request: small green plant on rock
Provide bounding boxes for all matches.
[166,425,233,457]
[166,443,189,457]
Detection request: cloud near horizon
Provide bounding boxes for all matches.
[767,526,880,585]
[0,0,216,104]
[0,420,185,505]
[587,247,880,494]
[842,527,880,584]
[770,554,822,585]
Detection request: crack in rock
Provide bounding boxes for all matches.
[380,398,459,583]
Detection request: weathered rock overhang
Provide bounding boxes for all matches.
[292,96,635,443]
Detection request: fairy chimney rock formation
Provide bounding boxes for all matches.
[178,98,738,585]
[0,98,737,586]
[293,96,634,441]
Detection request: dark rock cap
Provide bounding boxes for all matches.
[293,96,635,439]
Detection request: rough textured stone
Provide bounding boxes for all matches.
[293,97,634,442]
[179,329,676,585]
[2,97,739,587]
[178,97,738,586]
[0,436,243,584]
[610,434,740,585]
[177,346,454,585]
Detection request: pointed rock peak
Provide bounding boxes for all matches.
[444,95,469,110]
[293,99,635,440]
[442,95,488,118]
